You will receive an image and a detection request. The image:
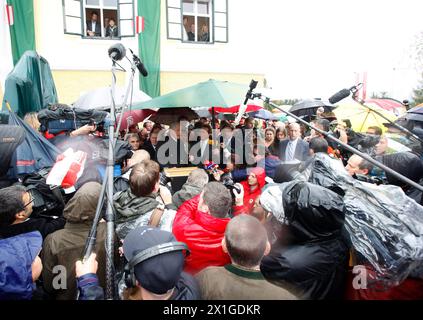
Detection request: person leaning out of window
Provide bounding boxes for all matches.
[106,18,118,38]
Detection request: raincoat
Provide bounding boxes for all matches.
[172,195,231,274]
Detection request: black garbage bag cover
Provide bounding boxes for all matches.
[282,181,346,243]
[381,151,423,186]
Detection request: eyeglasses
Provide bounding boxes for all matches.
[23,193,35,208]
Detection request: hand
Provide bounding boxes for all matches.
[232,183,244,206]
[75,253,98,278]
[70,124,96,137]
[159,185,173,205]
[189,154,195,162]
[212,169,223,181]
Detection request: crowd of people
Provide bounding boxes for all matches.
[1,105,423,301]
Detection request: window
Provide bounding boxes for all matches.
[166,0,228,43]
[63,0,135,38]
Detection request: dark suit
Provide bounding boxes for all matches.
[277,138,310,162]
[189,139,214,166]
[142,139,157,162]
[86,20,101,36]
[156,136,189,168]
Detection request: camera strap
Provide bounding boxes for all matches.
[148,207,165,227]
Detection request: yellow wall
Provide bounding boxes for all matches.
[160,72,265,95]
[52,70,126,104]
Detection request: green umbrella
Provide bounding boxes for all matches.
[131,79,250,110]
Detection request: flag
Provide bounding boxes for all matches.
[6,3,13,25]
[0,0,14,91]
[136,16,144,34]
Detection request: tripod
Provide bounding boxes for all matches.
[82,51,140,300]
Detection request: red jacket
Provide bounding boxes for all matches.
[172,195,231,274]
[233,167,266,216]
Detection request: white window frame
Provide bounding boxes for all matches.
[166,0,228,44]
[63,0,135,39]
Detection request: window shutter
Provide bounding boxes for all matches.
[62,0,83,36]
[213,0,228,43]
[118,0,135,37]
[166,0,182,40]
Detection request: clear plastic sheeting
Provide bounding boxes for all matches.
[299,153,423,285]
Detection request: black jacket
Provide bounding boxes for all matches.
[0,216,66,240]
[156,136,189,168]
[78,271,201,300]
[142,139,158,162]
[260,181,349,300]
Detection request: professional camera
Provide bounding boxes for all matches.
[355,173,388,185]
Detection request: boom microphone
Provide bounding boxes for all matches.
[328,83,363,104]
[108,43,126,61]
[328,88,350,104]
[129,49,148,77]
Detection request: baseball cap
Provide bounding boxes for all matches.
[123,226,186,295]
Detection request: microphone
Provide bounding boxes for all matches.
[108,43,126,61]
[328,83,363,104]
[328,88,350,104]
[129,48,148,77]
[243,79,258,105]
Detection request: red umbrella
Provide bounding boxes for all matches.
[365,99,406,115]
[117,109,156,130]
[210,104,262,114]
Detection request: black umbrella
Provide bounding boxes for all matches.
[7,111,60,178]
[150,107,199,125]
[0,125,25,177]
[400,106,423,122]
[289,100,336,120]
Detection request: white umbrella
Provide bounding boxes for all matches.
[72,86,151,110]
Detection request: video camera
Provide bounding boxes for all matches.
[355,174,388,185]
[203,160,241,194]
[38,104,109,138]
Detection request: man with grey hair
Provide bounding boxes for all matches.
[172,169,209,208]
[173,182,232,274]
[156,121,189,168]
[196,214,298,300]
[276,122,309,162]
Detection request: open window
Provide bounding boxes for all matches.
[63,0,83,36]
[166,0,228,44]
[62,0,134,39]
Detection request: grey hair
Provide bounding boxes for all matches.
[187,169,209,188]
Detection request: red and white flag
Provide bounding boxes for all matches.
[0,0,14,92]
[6,4,13,25]
[136,16,144,34]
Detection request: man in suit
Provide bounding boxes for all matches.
[277,122,309,162]
[156,121,189,168]
[189,124,213,166]
[86,11,101,37]
[142,128,160,162]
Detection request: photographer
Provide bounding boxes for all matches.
[232,167,266,216]
[172,182,232,274]
[0,185,65,240]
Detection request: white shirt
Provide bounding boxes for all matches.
[91,21,97,33]
[200,139,208,158]
[286,138,299,161]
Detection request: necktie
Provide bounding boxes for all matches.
[286,141,295,161]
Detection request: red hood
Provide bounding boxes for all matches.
[248,167,266,190]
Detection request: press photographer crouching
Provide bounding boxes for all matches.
[258,181,349,300]
[0,185,65,240]
[75,226,201,300]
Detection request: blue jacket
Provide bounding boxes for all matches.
[0,231,42,300]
